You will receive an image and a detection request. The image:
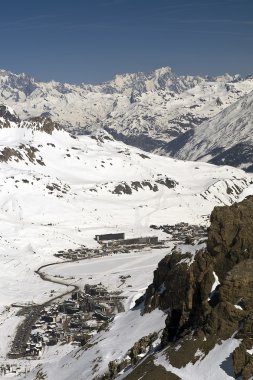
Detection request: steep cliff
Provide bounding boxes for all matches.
[127,196,253,380]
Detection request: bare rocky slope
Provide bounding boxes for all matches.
[123,195,253,380]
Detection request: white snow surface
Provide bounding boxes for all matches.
[0,112,252,379]
[44,248,170,310]
[155,337,241,379]
[211,272,220,292]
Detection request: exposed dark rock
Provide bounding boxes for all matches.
[112,177,176,195]
[0,105,20,123]
[123,356,180,380]
[144,248,215,345]
[27,116,62,134]
[137,153,151,159]
[159,129,194,157]
[0,144,44,165]
[19,144,39,163]
[107,359,130,379]
[207,195,253,280]
[126,196,253,379]
[112,182,132,195]
[142,181,158,192]
[103,126,166,152]
[156,177,178,189]
[233,339,253,379]
[99,333,158,380]
[129,332,158,366]
[0,147,23,162]
[216,97,223,106]
[209,142,253,171]
[130,181,143,191]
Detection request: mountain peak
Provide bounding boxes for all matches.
[150,66,174,76]
[0,66,253,157]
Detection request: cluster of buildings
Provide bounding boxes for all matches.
[55,233,160,260]
[0,364,28,377]
[55,246,100,260]
[95,233,159,247]
[23,284,124,358]
[150,223,206,243]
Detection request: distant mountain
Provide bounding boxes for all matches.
[165,90,253,172]
[1,68,253,152]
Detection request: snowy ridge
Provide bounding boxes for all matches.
[0,68,253,153]
[170,90,253,170]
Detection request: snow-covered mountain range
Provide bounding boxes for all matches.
[1,67,253,153]
[0,104,252,379]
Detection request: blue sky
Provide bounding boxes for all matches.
[0,0,252,83]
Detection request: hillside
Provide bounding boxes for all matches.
[0,105,252,378]
[0,104,250,305]
[165,90,253,171]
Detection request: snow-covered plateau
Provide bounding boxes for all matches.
[0,104,252,379]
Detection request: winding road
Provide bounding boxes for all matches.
[9,259,81,358]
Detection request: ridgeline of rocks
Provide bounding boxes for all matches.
[124,195,253,380]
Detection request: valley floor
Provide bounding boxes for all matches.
[0,245,171,379]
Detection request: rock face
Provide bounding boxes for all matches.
[97,333,158,380]
[208,196,253,279]
[233,338,253,379]
[27,116,62,135]
[112,177,177,195]
[128,196,253,379]
[129,332,158,366]
[0,104,20,123]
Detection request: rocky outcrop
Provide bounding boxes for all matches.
[208,196,253,280]
[129,332,158,366]
[0,104,62,135]
[133,196,253,379]
[106,359,130,379]
[0,147,23,162]
[233,338,253,379]
[27,116,62,134]
[112,177,177,195]
[0,105,20,124]
[0,144,44,165]
[97,333,158,380]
